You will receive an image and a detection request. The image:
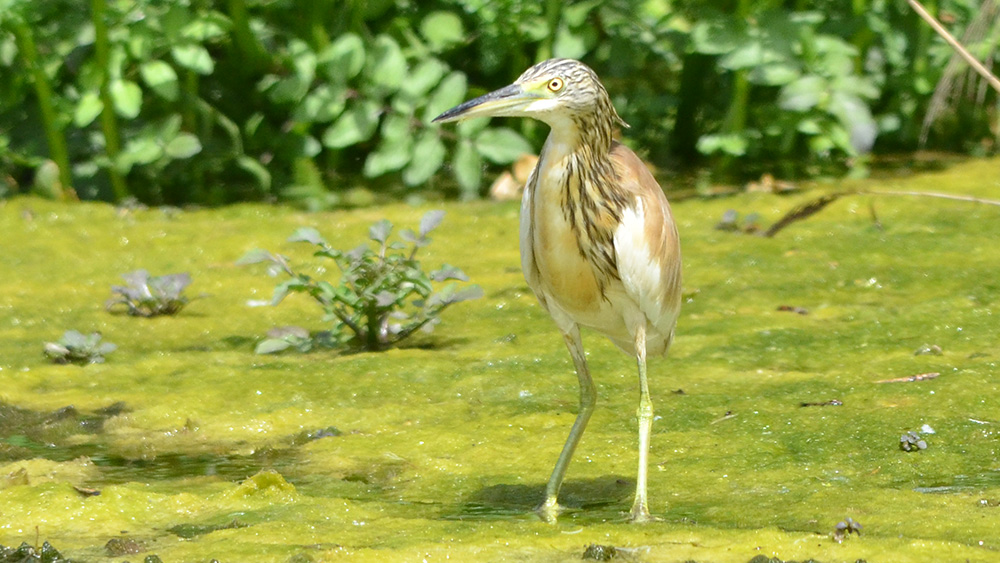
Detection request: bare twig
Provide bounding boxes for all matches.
[907,0,1000,94]
[920,0,1000,145]
[866,189,1000,206]
[761,189,1000,237]
[762,192,853,237]
[876,372,940,384]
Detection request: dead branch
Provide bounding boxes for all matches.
[907,0,1000,94]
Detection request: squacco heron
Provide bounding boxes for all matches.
[434,58,681,523]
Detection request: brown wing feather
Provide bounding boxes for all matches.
[609,142,683,353]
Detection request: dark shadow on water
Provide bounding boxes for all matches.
[445,475,634,521]
[0,400,347,487]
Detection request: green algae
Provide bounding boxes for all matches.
[0,159,998,562]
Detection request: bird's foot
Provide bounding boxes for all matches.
[627,503,661,524]
[536,497,564,524]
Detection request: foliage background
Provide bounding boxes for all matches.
[0,0,997,206]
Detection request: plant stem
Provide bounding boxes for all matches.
[91,0,129,201]
[719,0,752,174]
[226,0,269,75]
[12,20,76,200]
[907,0,1000,93]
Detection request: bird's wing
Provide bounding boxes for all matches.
[609,143,682,350]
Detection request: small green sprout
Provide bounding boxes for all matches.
[44,330,117,365]
[106,270,193,317]
[239,210,483,352]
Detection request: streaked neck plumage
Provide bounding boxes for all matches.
[531,96,630,289]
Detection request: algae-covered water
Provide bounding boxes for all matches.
[1,159,998,562]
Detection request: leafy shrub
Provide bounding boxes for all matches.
[106,270,194,317]
[44,330,117,364]
[239,210,483,352]
[0,0,995,203]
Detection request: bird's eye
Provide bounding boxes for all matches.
[547,78,564,92]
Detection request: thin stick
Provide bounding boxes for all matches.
[867,189,1000,207]
[907,0,1000,94]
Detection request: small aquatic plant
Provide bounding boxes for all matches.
[239,210,483,352]
[833,516,863,543]
[106,270,193,317]
[43,330,116,365]
[899,430,928,452]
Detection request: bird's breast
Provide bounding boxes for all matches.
[523,149,614,321]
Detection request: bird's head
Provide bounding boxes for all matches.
[433,58,626,130]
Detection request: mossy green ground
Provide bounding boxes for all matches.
[1,159,998,562]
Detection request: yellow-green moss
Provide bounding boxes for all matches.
[0,158,998,562]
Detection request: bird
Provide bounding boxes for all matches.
[433,58,682,523]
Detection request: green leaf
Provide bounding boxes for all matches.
[181,13,230,41]
[140,60,179,100]
[449,285,484,303]
[380,113,411,141]
[424,71,467,123]
[109,79,142,119]
[475,127,533,164]
[456,116,490,138]
[420,11,464,51]
[256,338,292,354]
[289,227,326,245]
[122,136,164,165]
[369,35,407,91]
[293,84,346,124]
[369,219,392,243]
[237,156,272,191]
[696,133,748,156]
[172,43,214,74]
[403,131,446,186]
[779,76,828,112]
[796,119,822,135]
[73,92,104,127]
[452,140,481,195]
[363,134,412,177]
[269,75,311,105]
[322,101,380,148]
[690,16,743,55]
[236,249,275,266]
[420,210,445,236]
[748,63,800,86]
[719,41,786,71]
[553,23,588,60]
[320,33,365,82]
[165,133,202,159]
[400,58,449,99]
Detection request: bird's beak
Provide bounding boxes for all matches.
[432,83,535,123]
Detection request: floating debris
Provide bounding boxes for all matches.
[582,544,618,561]
[72,485,101,497]
[914,343,943,356]
[710,411,737,424]
[876,372,940,384]
[777,305,809,315]
[800,399,843,407]
[105,537,145,557]
[900,431,928,452]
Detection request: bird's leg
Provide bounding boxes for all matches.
[629,323,657,523]
[538,324,596,523]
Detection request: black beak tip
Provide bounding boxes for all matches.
[432,106,463,124]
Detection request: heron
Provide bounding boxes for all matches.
[434,58,681,523]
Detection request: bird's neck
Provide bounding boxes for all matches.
[542,113,615,163]
[534,115,627,287]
